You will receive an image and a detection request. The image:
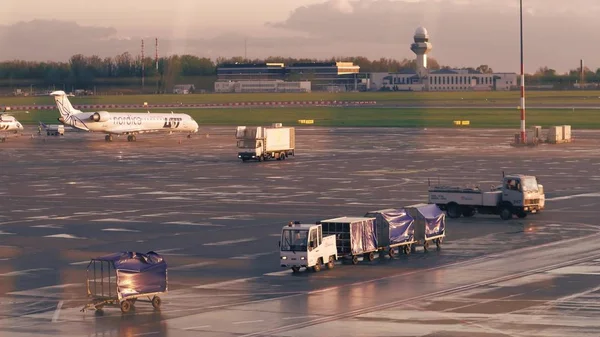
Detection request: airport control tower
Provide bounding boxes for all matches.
[410,26,432,78]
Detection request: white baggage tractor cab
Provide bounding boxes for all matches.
[279,221,337,273]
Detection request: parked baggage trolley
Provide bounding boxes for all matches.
[404,203,446,252]
[81,251,168,313]
[364,208,418,257]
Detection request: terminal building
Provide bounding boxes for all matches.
[369,27,518,92]
[215,61,362,93]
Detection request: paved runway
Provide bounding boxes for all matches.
[1,126,600,336]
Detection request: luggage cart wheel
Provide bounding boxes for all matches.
[152,296,162,309]
[120,300,132,313]
[351,256,358,265]
[388,248,395,258]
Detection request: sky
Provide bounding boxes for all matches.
[1,0,599,73]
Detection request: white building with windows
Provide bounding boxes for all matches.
[215,80,311,93]
[370,27,518,92]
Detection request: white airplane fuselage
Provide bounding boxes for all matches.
[0,115,24,133]
[50,90,199,141]
[59,111,198,135]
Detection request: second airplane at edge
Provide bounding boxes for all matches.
[50,91,199,142]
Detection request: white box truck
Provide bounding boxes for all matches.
[236,123,295,162]
[428,173,545,220]
[279,221,337,272]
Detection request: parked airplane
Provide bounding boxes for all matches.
[50,91,199,142]
[0,113,24,142]
[0,114,24,133]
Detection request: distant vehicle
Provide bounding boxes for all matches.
[428,173,545,220]
[236,123,295,162]
[39,121,64,136]
[50,91,199,142]
[0,114,24,133]
[0,112,24,142]
[279,221,337,273]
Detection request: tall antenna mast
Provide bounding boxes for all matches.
[141,39,145,90]
[244,38,247,60]
[519,0,526,144]
[155,38,159,71]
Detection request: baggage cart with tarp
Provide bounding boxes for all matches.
[319,216,379,265]
[81,251,168,313]
[404,203,446,251]
[364,208,417,257]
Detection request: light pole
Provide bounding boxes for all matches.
[519,0,526,144]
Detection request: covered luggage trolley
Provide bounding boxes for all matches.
[364,208,417,257]
[81,251,168,313]
[404,203,446,252]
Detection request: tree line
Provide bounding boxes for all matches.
[0,53,597,89]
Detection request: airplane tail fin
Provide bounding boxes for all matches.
[50,91,80,120]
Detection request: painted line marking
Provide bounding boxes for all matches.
[183,325,211,330]
[101,228,141,232]
[194,277,259,289]
[44,234,86,239]
[132,332,160,336]
[264,270,293,277]
[233,320,264,325]
[203,238,257,246]
[169,262,216,271]
[231,251,276,259]
[51,301,63,323]
[70,260,90,266]
[163,221,223,227]
[282,315,319,320]
[546,192,600,201]
[0,268,52,277]
[91,218,143,223]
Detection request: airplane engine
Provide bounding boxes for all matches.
[90,111,110,122]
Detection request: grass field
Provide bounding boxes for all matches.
[16,107,600,129]
[3,90,600,107]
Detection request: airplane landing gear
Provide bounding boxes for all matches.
[105,135,113,142]
[127,135,136,142]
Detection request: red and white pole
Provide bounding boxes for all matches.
[519,0,526,144]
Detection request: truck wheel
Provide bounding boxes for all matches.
[327,256,335,269]
[516,210,527,218]
[351,256,358,265]
[446,203,461,218]
[500,206,512,220]
[461,207,476,217]
[312,259,322,272]
[291,266,300,273]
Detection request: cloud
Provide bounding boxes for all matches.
[267,0,600,72]
[2,1,600,74]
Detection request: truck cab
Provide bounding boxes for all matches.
[237,139,265,161]
[279,221,337,273]
[500,174,545,218]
